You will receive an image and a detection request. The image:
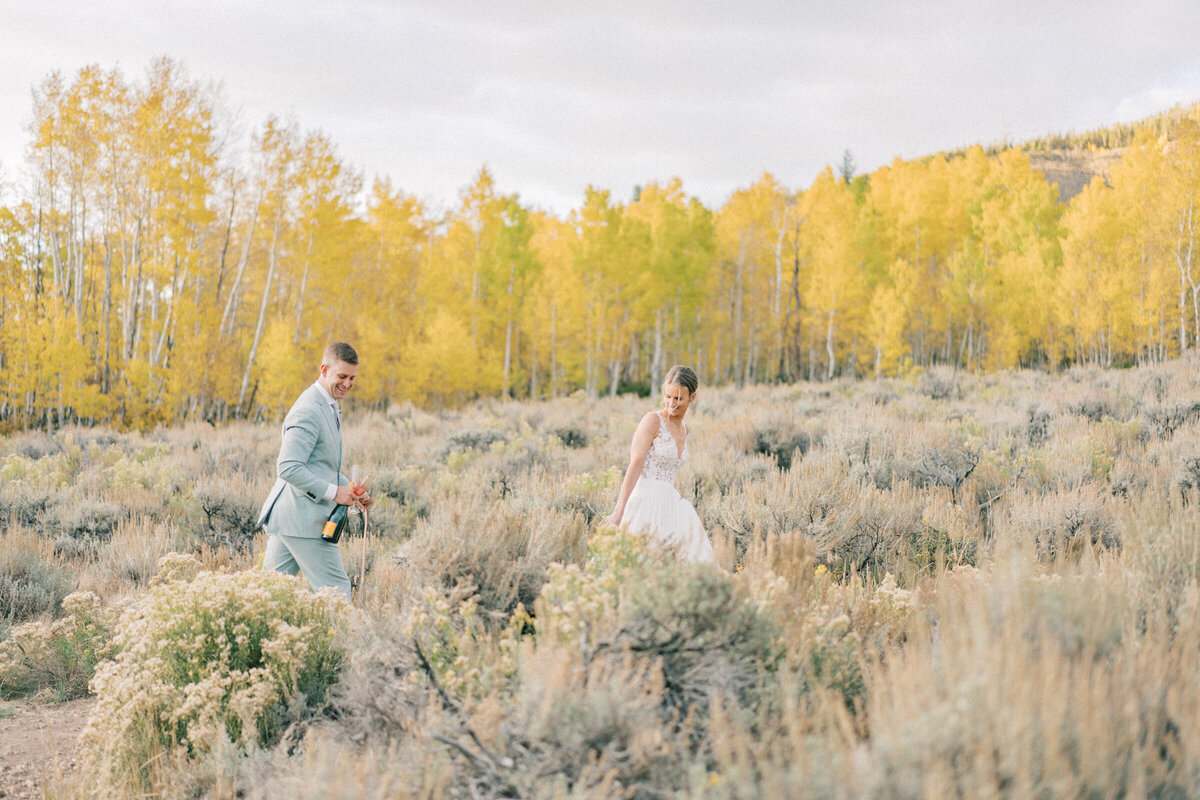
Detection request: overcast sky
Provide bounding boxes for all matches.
[2,1,1199,215]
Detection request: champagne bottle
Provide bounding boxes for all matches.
[322,503,348,543]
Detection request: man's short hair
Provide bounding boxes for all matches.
[323,342,359,366]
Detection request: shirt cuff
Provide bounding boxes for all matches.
[324,483,338,501]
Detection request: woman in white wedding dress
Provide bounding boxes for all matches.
[600,365,716,564]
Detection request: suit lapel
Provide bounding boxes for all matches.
[304,384,340,442]
[309,385,343,474]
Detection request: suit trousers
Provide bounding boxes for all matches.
[263,533,351,600]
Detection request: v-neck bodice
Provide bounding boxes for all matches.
[640,412,688,483]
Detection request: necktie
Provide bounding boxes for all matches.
[332,403,340,430]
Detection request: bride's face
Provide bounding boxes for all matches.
[662,383,693,418]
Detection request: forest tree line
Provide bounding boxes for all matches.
[1,58,1198,429]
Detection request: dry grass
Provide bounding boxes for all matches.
[6,356,1200,797]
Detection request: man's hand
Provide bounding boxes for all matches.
[334,484,358,505]
[353,486,374,510]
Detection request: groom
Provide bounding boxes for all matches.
[256,342,372,599]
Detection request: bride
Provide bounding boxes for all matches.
[600,365,716,564]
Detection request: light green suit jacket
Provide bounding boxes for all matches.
[256,383,345,539]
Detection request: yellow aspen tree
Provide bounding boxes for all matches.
[571,187,632,396]
[1163,120,1200,347]
[714,173,795,384]
[1057,177,1131,365]
[966,149,1061,369]
[491,195,539,398]
[1106,128,1176,359]
[798,167,865,379]
[362,179,430,404]
[626,179,712,389]
[527,211,585,397]
[132,59,218,416]
[238,116,299,416]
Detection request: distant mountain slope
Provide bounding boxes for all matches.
[944,101,1199,204]
[1027,148,1124,203]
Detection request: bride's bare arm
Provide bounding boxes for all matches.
[600,412,659,527]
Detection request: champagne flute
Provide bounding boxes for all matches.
[348,464,367,515]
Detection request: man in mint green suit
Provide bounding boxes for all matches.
[256,342,372,599]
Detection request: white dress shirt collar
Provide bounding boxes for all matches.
[313,380,337,407]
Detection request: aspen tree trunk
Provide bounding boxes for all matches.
[147,277,160,368]
[550,302,558,397]
[73,198,86,330]
[789,219,804,381]
[745,327,757,384]
[608,315,622,396]
[650,308,662,393]
[293,231,314,345]
[503,263,514,397]
[153,255,182,369]
[1179,250,1190,352]
[124,219,144,360]
[773,220,786,380]
[1177,202,1199,344]
[713,337,721,386]
[529,327,538,400]
[503,313,513,397]
[584,289,596,396]
[214,188,236,302]
[33,205,44,301]
[732,253,744,383]
[102,235,113,395]
[220,201,260,337]
[238,199,282,415]
[826,307,836,381]
[50,227,64,296]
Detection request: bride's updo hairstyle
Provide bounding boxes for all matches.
[662,365,699,397]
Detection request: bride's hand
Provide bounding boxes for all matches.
[600,512,620,527]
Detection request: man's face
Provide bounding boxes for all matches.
[319,360,357,400]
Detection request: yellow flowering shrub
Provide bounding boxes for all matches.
[534,525,658,645]
[0,590,116,699]
[404,588,522,702]
[78,567,347,794]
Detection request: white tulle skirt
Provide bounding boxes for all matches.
[621,478,716,564]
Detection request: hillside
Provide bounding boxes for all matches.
[1027,147,1125,203]
[948,100,1199,204]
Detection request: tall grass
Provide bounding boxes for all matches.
[6,356,1200,797]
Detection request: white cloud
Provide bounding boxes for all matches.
[1,0,1198,214]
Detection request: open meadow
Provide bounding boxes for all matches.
[4,359,1200,798]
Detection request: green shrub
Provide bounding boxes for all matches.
[1143,401,1200,439]
[917,367,958,400]
[78,565,347,795]
[193,475,259,553]
[0,479,57,528]
[401,494,589,621]
[1026,405,1052,446]
[615,566,779,711]
[444,428,508,454]
[993,486,1118,560]
[1072,392,1118,423]
[0,546,74,625]
[539,528,777,712]
[550,425,589,449]
[55,499,123,541]
[750,424,812,470]
[0,591,116,699]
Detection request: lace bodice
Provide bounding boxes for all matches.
[640,413,688,483]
